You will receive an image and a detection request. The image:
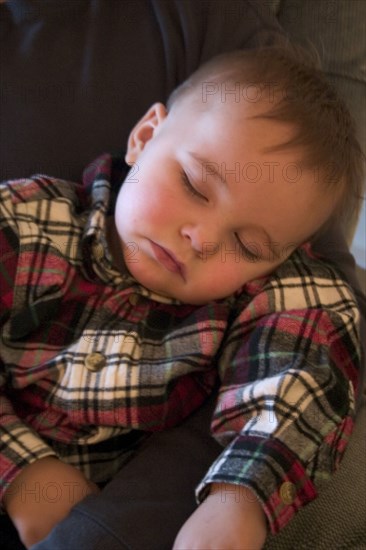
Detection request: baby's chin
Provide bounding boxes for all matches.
[145,282,232,305]
[124,254,235,305]
[129,274,217,305]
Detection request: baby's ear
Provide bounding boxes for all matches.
[125,102,167,165]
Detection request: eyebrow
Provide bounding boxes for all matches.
[187,151,282,262]
[187,151,227,186]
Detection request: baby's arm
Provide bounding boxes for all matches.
[173,483,266,550]
[3,457,100,548]
[177,253,361,545]
[0,182,100,547]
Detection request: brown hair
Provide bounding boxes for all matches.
[167,46,365,236]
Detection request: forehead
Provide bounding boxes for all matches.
[170,89,296,151]
[169,92,301,177]
[167,97,335,245]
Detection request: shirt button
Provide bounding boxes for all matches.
[279,482,296,505]
[128,293,140,306]
[85,352,106,372]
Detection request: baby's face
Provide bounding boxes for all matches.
[111,97,335,304]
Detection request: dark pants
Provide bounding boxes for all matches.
[27,395,220,550]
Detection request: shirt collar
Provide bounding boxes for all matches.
[80,153,180,304]
[80,154,125,284]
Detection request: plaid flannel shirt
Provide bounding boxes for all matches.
[0,154,361,533]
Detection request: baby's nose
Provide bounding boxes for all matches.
[181,224,220,256]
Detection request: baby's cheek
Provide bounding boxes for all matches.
[206,261,247,296]
[220,257,273,293]
[142,192,170,220]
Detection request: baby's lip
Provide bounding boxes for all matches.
[150,241,186,281]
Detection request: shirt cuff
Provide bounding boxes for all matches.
[195,434,318,535]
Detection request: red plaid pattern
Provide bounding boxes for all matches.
[0,155,361,533]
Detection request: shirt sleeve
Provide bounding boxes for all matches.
[196,252,361,534]
[0,182,57,505]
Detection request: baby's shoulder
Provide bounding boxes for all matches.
[1,174,83,204]
[261,246,358,319]
[232,246,358,322]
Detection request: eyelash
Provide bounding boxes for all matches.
[234,234,260,261]
[180,170,208,202]
[180,171,260,262]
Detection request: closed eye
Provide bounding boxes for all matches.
[234,233,261,262]
[180,170,208,202]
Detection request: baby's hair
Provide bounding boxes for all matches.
[167,46,365,237]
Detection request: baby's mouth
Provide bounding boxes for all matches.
[149,241,186,281]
